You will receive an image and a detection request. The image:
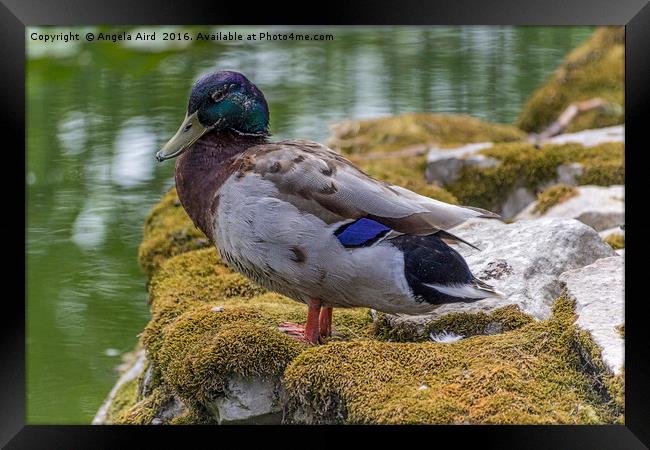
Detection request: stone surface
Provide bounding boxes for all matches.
[153,394,188,423]
[425,142,496,185]
[500,187,537,219]
[556,162,584,185]
[206,375,283,424]
[559,256,624,374]
[377,218,616,334]
[599,226,625,240]
[516,185,624,231]
[544,125,624,147]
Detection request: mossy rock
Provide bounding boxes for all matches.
[103,377,140,424]
[284,296,623,424]
[138,187,210,279]
[517,27,624,133]
[373,305,534,343]
[445,141,623,213]
[117,172,623,424]
[328,113,526,155]
[604,233,625,250]
[532,184,579,215]
[137,248,374,418]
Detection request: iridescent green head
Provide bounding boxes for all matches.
[156,70,270,161]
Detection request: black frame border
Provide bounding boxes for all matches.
[5,0,649,448]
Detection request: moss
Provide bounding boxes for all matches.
[328,113,526,155]
[604,233,625,250]
[445,141,623,212]
[138,187,210,279]
[137,247,374,417]
[103,377,139,424]
[532,184,579,214]
[283,295,621,424]
[373,305,533,342]
[518,27,624,133]
[351,154,459,204]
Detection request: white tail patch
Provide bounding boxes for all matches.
[423,282,504,299]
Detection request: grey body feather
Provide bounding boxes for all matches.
[206,140,499,314]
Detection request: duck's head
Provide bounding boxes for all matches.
[156,70,270,161]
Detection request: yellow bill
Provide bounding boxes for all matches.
[156,111,210,161]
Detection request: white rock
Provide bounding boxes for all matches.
[516,185,624,232]
[616,249,624,257]
[153,394,187,423]
[425,142,497,185]
[501,187,537,219]
[376,218,616,334]
[559,256,624,374]
[544,125,624,147]
[206,375,283,424]
[556,163,584,185]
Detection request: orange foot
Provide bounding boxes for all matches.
[277,298,325,345]
[278,322,322,345]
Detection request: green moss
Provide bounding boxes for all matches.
[116,385,192,425]
[373,305,533,342]
[138,247,373,417]
[104,377,139,424]
[518,27,624,133]
[532,184,578,214]
[283,295,621,424]
[446,141,623,212]
[138,188,210,279]
[328,113,526,155]
[604,233,625,250]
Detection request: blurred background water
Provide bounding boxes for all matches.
[26,25,594,424]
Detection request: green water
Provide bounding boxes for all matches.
[26,25,594,424]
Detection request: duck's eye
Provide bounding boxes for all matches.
[183,122,192,132]
[211,89,227,103]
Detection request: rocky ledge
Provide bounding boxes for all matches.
[94,183,624,425]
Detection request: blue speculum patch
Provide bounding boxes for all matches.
[335,218,391,247]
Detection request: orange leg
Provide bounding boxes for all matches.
[304,299,322,344]
[278,298,323,345]
[319,306,333,338]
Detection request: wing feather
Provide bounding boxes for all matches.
[239,139,498,235]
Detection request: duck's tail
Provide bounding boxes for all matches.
[470,278,506,299]
[424,277,505,300]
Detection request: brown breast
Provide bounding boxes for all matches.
[174,130,268,238]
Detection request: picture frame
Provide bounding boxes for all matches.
[5,0,647,447]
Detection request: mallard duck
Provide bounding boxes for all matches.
[156,70,503,344]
